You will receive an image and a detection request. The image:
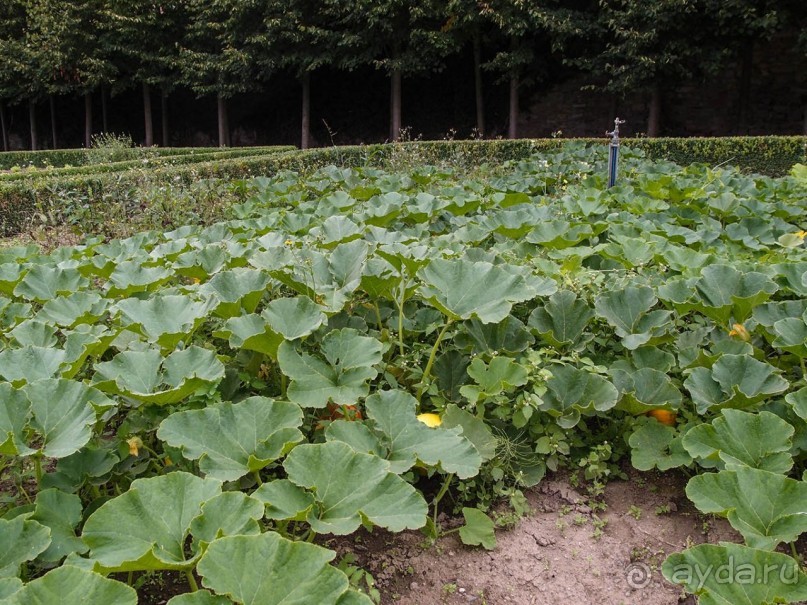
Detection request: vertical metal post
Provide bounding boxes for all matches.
[606,118,625,188]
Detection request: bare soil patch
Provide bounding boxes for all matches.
[327,470,742,605]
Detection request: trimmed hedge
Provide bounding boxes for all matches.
[630,136,807,177]
[0,136,804,237]
[0,146,295,183]
[0,146,213,170]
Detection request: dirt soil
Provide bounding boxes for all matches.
[326,469,744,605]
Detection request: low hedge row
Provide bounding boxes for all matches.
[0,146,218,170]
[630,136,807,177]
[0,146,295,183]
[0,136,804,237]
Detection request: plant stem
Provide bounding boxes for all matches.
[791,541,800,562]
[185,570,199,592]
[253,470,263,486]
[373,301,383,332]
[417,320,452,402]
[33,454,42,487]
[306,529,317,543]
[431,473,454,529]
[127,571,134,586]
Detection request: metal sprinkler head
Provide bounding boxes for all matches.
[606,118,626,188]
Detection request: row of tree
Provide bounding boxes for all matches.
[0,0,805,151]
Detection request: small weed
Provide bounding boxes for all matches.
[628,505,642,520]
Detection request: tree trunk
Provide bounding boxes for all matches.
[508,73,519,140]
[473,33,485,136]
[143,82,154,147]
[217,95,229,147]
[737,42,753,135]
[647,85,661,137]
[301,72,311,150]
[0,101,8,152]
[29,99,38,151]
[161,90,169,146]
[100,86,108,133]
[389,68,402,140]
[803,101,807,136]
[49,95,57,149]
[84,92,93,148]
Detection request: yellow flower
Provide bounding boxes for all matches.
[728,323,750,342]
[127,436,143,457]
[416,413,442,428]
[797,231,807,239]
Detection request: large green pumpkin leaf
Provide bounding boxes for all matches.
[1,566,137,605]
[441,404,498,462]
[93,346,225,405]
[189,492,264,546]
[166,590,231,605]
[786,387,807,420]
[253,479,316,521]
[197,533,372,605]
[433,350,470,402]
[37,292,108,329]
[0,517,51,577]
[277,329,383,408]
[628,420,691,471]
[283,441,427,534]
[684,354,789,413]
[612,367,682,413]
[9,320,57,348]
[686,467,807,550]
[82,472,222,573]
[269,241,368,313]
[454,316,533,356]
[772,314,807,357]
[418,259,541,324]
[13,266,89,302]
[216,297,326,357]
[663,544,807,605]
[28,489,88,562]
[23,379,111,459]
[0,383,33,456]
[360,390,482,478]
[0,346,67,385]
[528,290,594,350]
[200,268,271,318]
[682,409,794,473]
[594,286,672,350]
[692,264,778,324]
[460,357,529,404]
[538,365,618,428]
[0,578,22,600]
[157,397,304,481]
[114,295,212,348]
[107,261,173,295]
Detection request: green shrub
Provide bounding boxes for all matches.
[0,136,803,238]
[0,146,295,183]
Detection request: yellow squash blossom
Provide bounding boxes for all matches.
[127,436,143,457]
[416,413,442,428]
[728,323,750,342]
